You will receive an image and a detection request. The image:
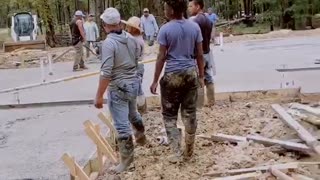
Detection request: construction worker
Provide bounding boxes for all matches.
[121,16,147,114]
[189,0,216,106]
[70,10,88,71]
[141,8,159,46]
[84,14,99,58]
[206,7,219,42]
[150,0,204,163]
[94,7,146,173]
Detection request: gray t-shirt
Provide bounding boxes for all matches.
[157,19,203,73]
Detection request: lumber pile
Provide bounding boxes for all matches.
[61,113,118,180]
[200,103,320,179]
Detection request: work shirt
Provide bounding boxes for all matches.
[157,19,203,73]
[192,13,213,54]
[84,21,99,42]
[141,14,159,36]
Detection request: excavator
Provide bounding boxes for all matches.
[4,12,45,52]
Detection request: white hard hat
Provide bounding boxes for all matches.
[100,8,121,25]
[75,10,85,17]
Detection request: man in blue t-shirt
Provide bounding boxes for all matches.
[206,7,219,41]
[150,0,204,163]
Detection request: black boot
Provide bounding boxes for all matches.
[132,121,147,146]
[110,136,134,173]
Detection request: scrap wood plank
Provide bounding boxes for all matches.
[290,103,320,117]
[84,125,118,163]
[61,153,90,180]
[270,167,294,180]
[247,135,313,153]
[272,104,320,154]
[211,133,247,143]
[203,162,299,177]
[212,172,261,180]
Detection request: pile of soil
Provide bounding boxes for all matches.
[0,47,76,69]
[101,101,320,180]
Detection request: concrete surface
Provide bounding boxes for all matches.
[0,105,106,180]
[1,36,320,179]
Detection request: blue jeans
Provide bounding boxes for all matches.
[107,82,143,138]
[203,51,216,85]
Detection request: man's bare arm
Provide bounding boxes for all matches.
[152,45,166,83]
[77,20,86,41]
[196,42,204,78]
[96,78,110,98]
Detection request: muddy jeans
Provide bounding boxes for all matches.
[107,81,143,138]
[137,64,145,96]
[73,41,85,69]
[160,67,198,139]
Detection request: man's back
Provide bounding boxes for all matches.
[157,19,203,73]
[193,13,212,54]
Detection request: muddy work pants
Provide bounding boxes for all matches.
[73,41,85,70]
[160,68,198,142]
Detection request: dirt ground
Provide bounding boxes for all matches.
[1,28,320,70]
[100,101,320,180]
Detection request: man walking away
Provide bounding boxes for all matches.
[94,7,146,173]
[206,7,219,42]
[150,0,204,163]
[189,0,216,106]
[70,10,88,71]
[141,8,159,46]
[84,14,99,58]
[121,16,147,114]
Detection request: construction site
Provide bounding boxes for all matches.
[1,27,320,180]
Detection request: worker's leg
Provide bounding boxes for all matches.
[180,69,198,159]
[127,81,146,146]
[204,51,215,106]
[160,73,183,163]
[85,41,90,58]
[73,42,82,71]
[107,90,134,173]
[211,26,216,43]
[79,42,88,69]
[147,35,154,46]
[137,64,147,114]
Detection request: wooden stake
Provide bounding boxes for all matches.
[272,104,320,154]
[61,153,90,180]
[211,133,247,143]
[97,112,118,136]
[270,167,294,180]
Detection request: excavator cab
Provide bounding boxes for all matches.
[11,12,37,42]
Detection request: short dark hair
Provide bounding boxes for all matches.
[190,0,204,9]
[165,0,188,18]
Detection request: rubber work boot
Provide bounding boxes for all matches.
[206,83,215,106]
[184,132,196,160]
[167,128,183,163]
[109,136,134,174]
[132,121,147,146]
[197,87,205,109]
[137,95,147,115]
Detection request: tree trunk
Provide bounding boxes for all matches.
[37,0,57,47]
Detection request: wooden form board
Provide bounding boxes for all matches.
[212,172,261,180]
[61,153,91,180]
[83,120,117,164]
[4,40,46,52]
[97,112,118,151]
[290,103,320,117]
[272,104,320,154]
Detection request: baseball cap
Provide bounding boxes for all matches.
[143,8,149,12]
[100,8,121,25]
[75,10,85,17]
